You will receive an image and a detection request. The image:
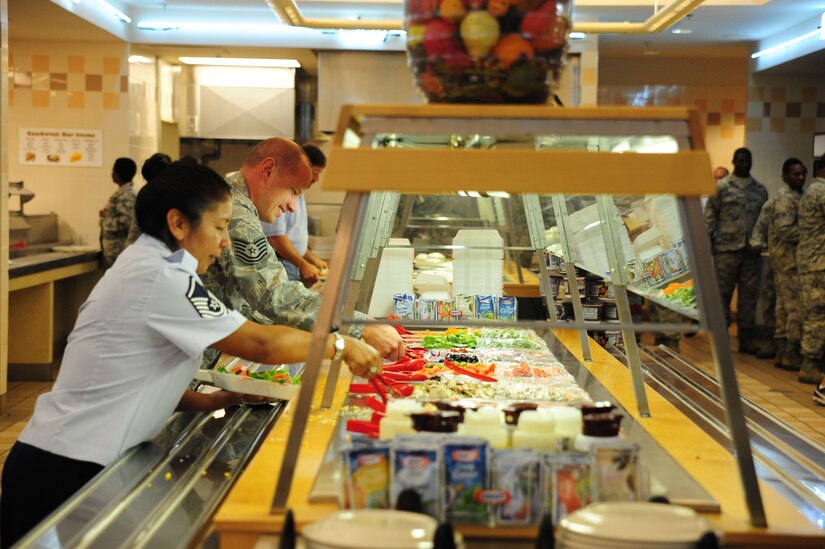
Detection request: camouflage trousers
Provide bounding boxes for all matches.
[800,270,825,359]
[648,302,683,339]
[713,251,762,330]
[774,269,802,342]
[759,259,775,333]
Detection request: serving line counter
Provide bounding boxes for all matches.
[15,372,288,548]
[7,251,101,369]
[209,330,823,548]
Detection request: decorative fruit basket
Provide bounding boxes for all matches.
[405,0,573,103]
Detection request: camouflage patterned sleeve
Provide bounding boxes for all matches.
[772,193,800,246]
[101,188,135,236]
[704,187,720,242]
[221,201,367,336]
[749,197,771,250]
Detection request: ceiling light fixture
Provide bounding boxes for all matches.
[265,0,705,34]
[137,21,279,33]
[751,28,820,59]
[128,55,153,64]
[569,31,586,40]
[178,57,301,68]
[93,0,131,24]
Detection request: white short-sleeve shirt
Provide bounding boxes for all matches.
[19,235,246,466]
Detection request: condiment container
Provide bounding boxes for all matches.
[457,407,509,449]
[511,410,562,452]
[379,400,424,440]
[546,406,583,438]
[574,411,624,452]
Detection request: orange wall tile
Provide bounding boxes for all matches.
[102,92,119,110]
[31,89,49,108]
[67,55,84,74]
[103,57,120,75]
[31,55,49,73]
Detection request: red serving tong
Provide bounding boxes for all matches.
[443,360,497,383]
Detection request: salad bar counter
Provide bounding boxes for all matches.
[210,329,822,548]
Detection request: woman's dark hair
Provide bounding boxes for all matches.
[135,161,231,250]
[141,152,172,183]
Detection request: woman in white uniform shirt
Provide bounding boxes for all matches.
[0,162,382,548]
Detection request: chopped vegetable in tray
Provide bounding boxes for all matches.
[421,332,478,349]
[660,280,696,308]
[217,364,301,384]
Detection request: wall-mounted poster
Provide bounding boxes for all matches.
[19,128,103,167]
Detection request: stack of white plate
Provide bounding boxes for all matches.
[557,502,720,549]
[452,229,503,297]
[368,238,414,317]
[302,510,465,549]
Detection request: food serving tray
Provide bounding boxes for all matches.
[195,369,301,400]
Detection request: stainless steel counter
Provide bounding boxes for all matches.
[18,400,285,549]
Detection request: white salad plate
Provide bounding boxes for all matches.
[302,510,463,549]
[558,502,719,547]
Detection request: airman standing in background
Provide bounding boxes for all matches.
[704,148,768,354]
[750,158,806,370]
[797,159,825,384]
[99,157,137,268]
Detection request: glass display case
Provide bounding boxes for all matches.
[266,105,776,534]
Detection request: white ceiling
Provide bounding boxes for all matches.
[8,0,825,75]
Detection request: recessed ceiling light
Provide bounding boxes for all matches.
[569,32,586,40]
[128,55,153,64]
[178,57,301,68]
[671,28,692,34]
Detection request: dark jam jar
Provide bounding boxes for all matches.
[502,402,539,425]
[432,400,477,420]
[411,411,462,433]
[580,401,615,417]
[581,412,623,437]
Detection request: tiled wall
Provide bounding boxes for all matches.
[598,56,749,173]
[8,41,131,246]
[746,74,825,193]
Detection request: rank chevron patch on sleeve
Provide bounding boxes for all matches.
[233,236,269,264]
[186,277,229,318]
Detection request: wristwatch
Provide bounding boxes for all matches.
[332,332,346,362]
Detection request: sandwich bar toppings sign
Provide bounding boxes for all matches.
[20,128,103,167]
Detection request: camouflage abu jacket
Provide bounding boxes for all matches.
[100,181,135,265]
[749,183,801,273]
[704,175,767,253]
[200,171,366,335]
[797,178,825,273]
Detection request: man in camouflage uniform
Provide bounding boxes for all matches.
[750,158,806,370]
[200,138,405,365]
[797,159,825,384]
[99,157,137,268]
[704,148,768,354]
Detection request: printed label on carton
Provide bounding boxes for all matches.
[443,438,488,524]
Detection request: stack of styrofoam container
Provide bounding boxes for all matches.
[452,229,504,297]
[368,238,414,317]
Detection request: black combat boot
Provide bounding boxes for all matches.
[738,328,760,355]
[798,356,823,384]
[772,338,787,368]
[755,338,777,359]
[780,340,802,371]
